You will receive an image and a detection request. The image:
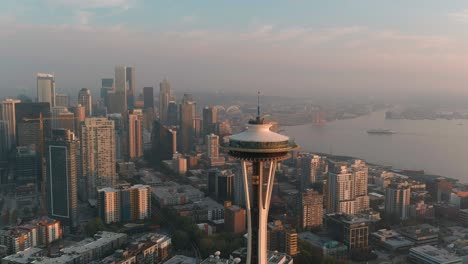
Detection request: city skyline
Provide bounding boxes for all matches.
[2,1,468,99]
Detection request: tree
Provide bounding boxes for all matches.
[172,230,191,250]
[85,217,105,236]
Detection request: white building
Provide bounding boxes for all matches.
[37,73,55,108]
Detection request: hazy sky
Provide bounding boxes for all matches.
[1,0,468,99]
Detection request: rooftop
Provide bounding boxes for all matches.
[163,255,197,264]
[410,245,462,263]
[1,247,43,264]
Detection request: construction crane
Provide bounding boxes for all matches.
[23,113,78,215]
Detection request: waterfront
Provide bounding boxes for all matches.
[284,111,468,182]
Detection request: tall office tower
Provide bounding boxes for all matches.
[351,160,370,213]
[226,112,298,264]
[179,96,195,154]
[151,120,177,162]
[113,66,128,114]
[327,165,356,215]
[57,111,75,132]
[167,101,178,126]
[101,78,114,109]
[1,99,20,149]
[128,112,143,159]
[55,94,69,107]
[51,106,68,128]
[267,220,298,257]
[224,201,247,234]
[78,88,92,117]
[15,103,51,147]
[300,155,327,191]
[0,121,9,161]
[143,87,154,109]
[37,73,55,108]
[46,129,79,231]
[159,79,171,124]
[14,146,39,186]
[193,117,202,138]
[208,169,234,202]
[207,134,219,158]
[385,183,411,220]
[81,118,116,199]
[108,114,125,161]
[71,104,85,135]
[203,106,217,137]
[206,133,224,167]
[300,189,323,228]
[126,67,135,109]
[97,187,120,224]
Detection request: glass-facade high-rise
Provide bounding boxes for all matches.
[37,73,55,108]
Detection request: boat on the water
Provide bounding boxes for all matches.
[367,129,396,134]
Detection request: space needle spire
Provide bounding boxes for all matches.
[226,95,298,264]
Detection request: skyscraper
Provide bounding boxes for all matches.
[0,121,9,161]
[203,106,217,136]
[207,134,219,158]
[55,94,69,107]
[128,112,143,159]
[1,99,20,149]
[14,146,39,187]
[113,66,128,114]
[15,103,51,147]
[300,155,327,191]
[46,129,79,231]
[51,106,68,129]
[151,120,177,162]
[78,88,92,117]
[97,184,151,224]
[126,67,135,109]
[71,104,85,135]
[351,160,370,213]
[300,189,323,228]
[385,183,411,220]
[327,165,356,215]
[101,78,114,109]
[167,101,178,126]
[143,87,154,109]
[159,79,171,124]
[179,95,195,154]
[81,118,116,199]
[108,114,125,161]
[206,133,225,167]
[37,73,55,108]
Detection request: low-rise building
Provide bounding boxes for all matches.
[173,197,224,223]
[163,255,197,264]
[2,232,127,264]
[398,224,439,246]
[151,182,204,207]
[408,245,462,264]
[298,232,347,258]
[370,229,414,252]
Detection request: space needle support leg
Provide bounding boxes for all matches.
[242,160,252,264]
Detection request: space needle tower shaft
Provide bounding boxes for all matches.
[226,93,298,264]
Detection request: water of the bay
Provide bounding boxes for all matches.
[284,111,468,182]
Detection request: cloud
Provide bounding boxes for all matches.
[449,9,468,23]
[1,21,468,98]
[48,0,135,10]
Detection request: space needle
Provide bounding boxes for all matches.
[226,93,298,264]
